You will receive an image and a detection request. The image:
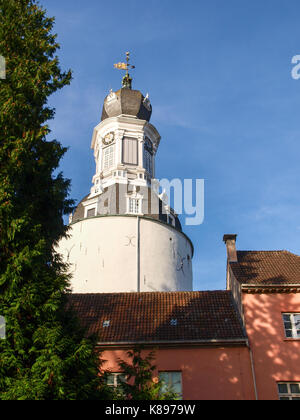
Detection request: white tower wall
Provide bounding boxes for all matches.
[58,216,193,293]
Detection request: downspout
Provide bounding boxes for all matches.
[137,215,140,292]
[247,340,258,400]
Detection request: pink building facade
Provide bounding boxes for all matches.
[226,235,300,400]
[243,293,300,400]
[101,346,256,400]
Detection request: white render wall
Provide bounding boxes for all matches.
[57,216,193,293]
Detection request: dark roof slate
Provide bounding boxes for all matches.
[69,291,245,344]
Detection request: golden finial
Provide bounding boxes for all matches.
[114,52,135,89]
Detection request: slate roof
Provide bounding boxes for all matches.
[71,185,183,232]
[230,250,300,286]
[69,291,246,344]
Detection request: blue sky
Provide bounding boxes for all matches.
[43,0,300,291]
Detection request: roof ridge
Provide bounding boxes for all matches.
[237,250,300,257]
[70,290,230,297]
[237,250,286,253]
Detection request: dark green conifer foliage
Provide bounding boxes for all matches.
[0,0,105,400]
[114,348,179,400]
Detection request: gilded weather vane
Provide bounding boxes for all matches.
[114,52,135,89]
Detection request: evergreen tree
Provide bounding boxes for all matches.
[114,348,179,400]
[0,0,105,400]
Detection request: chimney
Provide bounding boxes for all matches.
[223,234,238,263]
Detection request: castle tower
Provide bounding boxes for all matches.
[58,54,194,293]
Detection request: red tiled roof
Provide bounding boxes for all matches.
[230,251,300,286]
[69,291,245,344]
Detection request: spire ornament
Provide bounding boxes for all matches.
[114,52,135,89]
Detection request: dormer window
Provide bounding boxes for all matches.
[168,214,175,227]
[87,208,96,218]
[128,197,141,214]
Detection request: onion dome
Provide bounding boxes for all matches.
[101,52,152,122]
[101,88,152,122]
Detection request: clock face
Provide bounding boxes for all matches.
[102,132,114,146]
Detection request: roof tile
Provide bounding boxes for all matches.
[231,251,300,285]
[69,291,245,343]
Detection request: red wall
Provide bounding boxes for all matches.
[243,293,300,400]
[101,346,256,400]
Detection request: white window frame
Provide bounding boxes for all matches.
[282,313,300,339]
[103,144,115,171]
[127,197,142,215]
[159,371,182,398]
[278,382,300,400]
[106,373,127,388]
[86,207,96,218]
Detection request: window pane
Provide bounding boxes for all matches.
[159,372,169,383]
[285,330,293,338]
[290,384,300,394]
[171,372,181,384]
[159,372,182,395]
[283,314,291,322]
[171,373,182,394]
[279,397,290,400]
[292,397,300,400]
[294,315,300,327]
[159,372,169,393]
[106,374,115,386]
[117,374,126,385]
[129,198,140,214]
[284,322,292,330]
[278,384,288,394]
[278,382,300,400]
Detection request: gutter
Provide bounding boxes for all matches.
[137,215,140,292]
[242,283,300,288]
[95,338,248,349]
[242,284,300,294]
